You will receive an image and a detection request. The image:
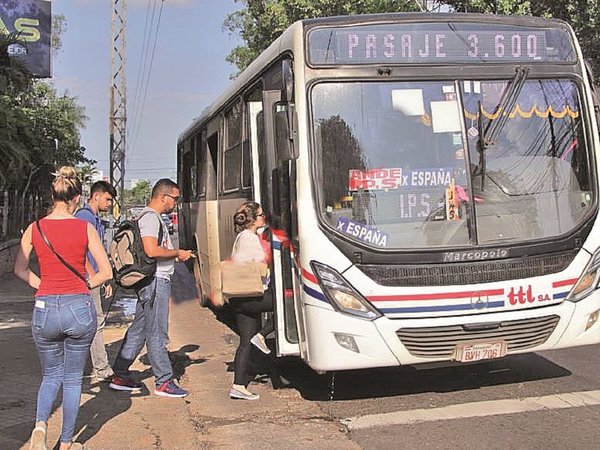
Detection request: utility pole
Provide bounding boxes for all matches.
[109,0,127,218]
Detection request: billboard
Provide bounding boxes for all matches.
[0,0,51,78]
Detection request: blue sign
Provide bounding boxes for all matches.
[0,0,52,78]
[336,217,390,248]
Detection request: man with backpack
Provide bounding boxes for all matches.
[109,179,194,398]
[75,180,117,382]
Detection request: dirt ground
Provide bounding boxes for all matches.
[0,263,358,450]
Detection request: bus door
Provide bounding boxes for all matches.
[262,88,301,356]
[179,142,194,250]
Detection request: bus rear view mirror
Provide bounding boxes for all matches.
[282,59,294,103]
[275,110,294,162]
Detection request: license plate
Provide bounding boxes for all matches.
[455,341,507,362]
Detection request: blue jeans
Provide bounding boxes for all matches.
[113,277,173,387]
[32,294,96,443]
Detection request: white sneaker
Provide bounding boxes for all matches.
[29,425,47,450]
[250,333,271,354]
[230,386,260,400]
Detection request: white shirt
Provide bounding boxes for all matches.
[231,229,266,263]
[138,207,174,279]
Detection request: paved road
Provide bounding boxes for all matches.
[275,327,600,449]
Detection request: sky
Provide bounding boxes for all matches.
[49,0,243,185]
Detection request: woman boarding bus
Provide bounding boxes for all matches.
[177,13,600,372]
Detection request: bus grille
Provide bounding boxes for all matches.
[357,251,576,287]
[396,315,560,359]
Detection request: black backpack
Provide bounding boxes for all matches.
[109,210,164,290]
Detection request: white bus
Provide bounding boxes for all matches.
[177,13,600,372]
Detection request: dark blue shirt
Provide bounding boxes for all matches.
[74,204,105,272]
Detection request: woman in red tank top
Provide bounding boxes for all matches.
[14,167,112,450]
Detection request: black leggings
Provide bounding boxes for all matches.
[229,289,274,386]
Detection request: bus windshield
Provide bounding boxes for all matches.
[311,78,592,250]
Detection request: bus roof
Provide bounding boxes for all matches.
[177,21,301,144]
[301,12,568,29]
[177,12,571,145]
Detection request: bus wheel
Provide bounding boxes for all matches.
[191,252,208,307]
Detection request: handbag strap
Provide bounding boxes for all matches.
[36,220,90,288]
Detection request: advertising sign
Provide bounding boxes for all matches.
[0,0,51,78]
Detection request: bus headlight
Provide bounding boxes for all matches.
[567,250,600,302]
[310,261,382,320]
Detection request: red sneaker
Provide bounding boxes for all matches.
[109,375,143,392]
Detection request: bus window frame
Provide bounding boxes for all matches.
[181,139,196,202]
[206,126,219,201]
[195,129,207,199]
[304,71,598,261]
[222,98,244,194]
[241,92,258,192]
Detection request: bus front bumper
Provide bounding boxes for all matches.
[303,293,600,372]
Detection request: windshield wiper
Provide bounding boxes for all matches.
[476,66,529,190]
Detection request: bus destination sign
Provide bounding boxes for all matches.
[308,23,574,65]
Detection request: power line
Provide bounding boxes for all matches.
[128,0,157,153]
[129,0,166,162]
[129,0,153,141]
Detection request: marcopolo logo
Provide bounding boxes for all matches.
[443,249,509,262]
[470,293,489,309]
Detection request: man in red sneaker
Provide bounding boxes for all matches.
[109,179,193,398]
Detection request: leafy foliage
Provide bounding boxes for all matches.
[125,180,152,207]
[1,24,92,237]
[318,115,365,206]
[443,0,600,82]
[52,14,67,56]
[225,0,600,84]
[224,0,422,74]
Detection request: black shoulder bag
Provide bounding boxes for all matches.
[36,220,92,289]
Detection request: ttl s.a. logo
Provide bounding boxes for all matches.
[508,285,551,305]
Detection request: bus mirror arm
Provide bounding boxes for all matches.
[287,104,299,159]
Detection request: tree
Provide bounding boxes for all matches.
[443,0,600,83]
[224,0,423,74]
[125,180,152,207]
[0,31,34,187]
[77,163,100,200]
[318,115,365,206]
[52,14,67,55]
[225,1,600,84]
[1,16,91,238]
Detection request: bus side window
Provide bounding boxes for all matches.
[195,132,207,198]
[256,111,269,208]
[181,141,195,201]
[190,137,198,199]
[223,100,243,193]
[206,132,218,201]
